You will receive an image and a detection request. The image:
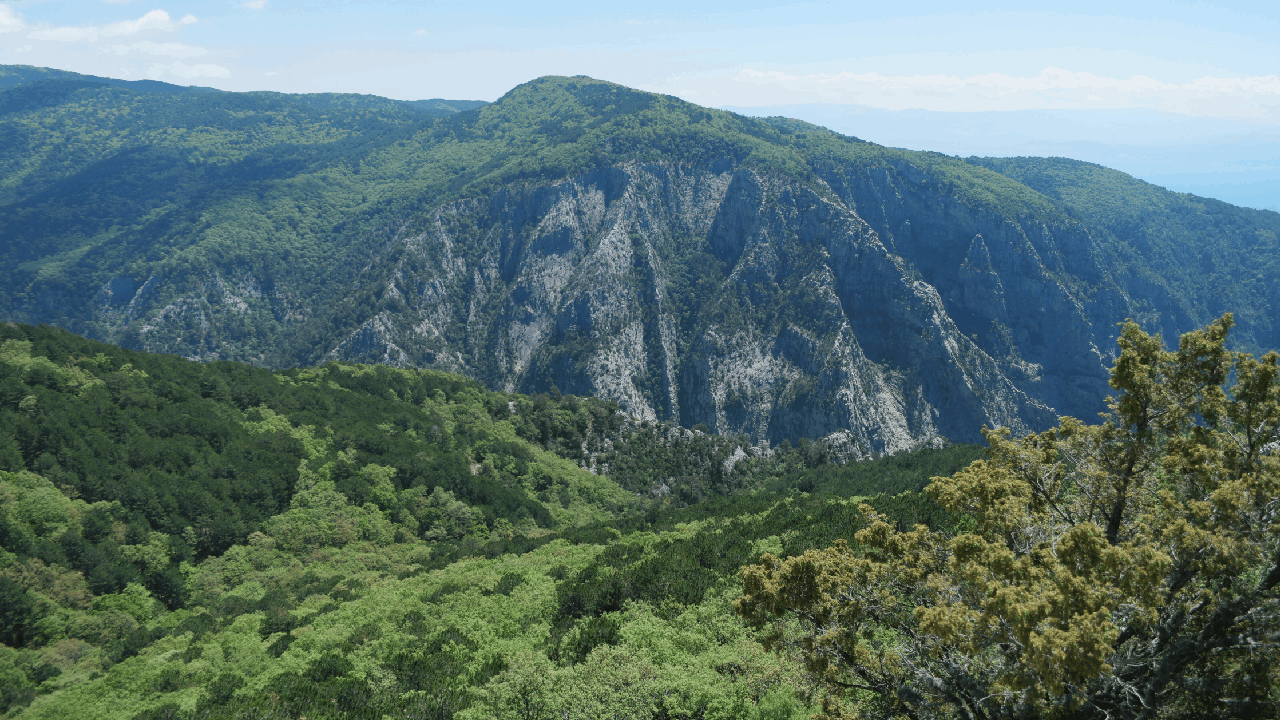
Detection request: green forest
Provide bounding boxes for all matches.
[7,318,1275,719]
[0,323,977,719]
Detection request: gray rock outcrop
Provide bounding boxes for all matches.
[313,158,1119,452]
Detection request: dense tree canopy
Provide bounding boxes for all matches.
[737,314,1280,719]
[0,322,983,719]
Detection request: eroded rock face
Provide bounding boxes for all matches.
[67,151,1219,452]
[833,161,1142,420]
[305,158,1125,453]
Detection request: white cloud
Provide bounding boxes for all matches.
[414,28,428,36]
[733,67,1280,120]
[181,15,198,25]
[243,0,267,9]
[101,10,177,36]
[147,61,230,80]
[28,9,185,43]
[112,41,207,58]
[1,5,26,34]
[14,45,33,54]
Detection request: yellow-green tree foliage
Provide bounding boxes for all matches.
[736,314,1279,720]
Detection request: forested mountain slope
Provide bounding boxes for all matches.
[2,68,1278,452]
[0,323,977,719]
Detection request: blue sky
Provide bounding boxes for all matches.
[2,0,1278,117]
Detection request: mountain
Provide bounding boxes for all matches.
[1,67,1278,453]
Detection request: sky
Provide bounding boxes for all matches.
[2,0,1279,206]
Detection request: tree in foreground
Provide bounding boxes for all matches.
[737,314,1279,719]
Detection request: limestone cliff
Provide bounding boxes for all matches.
[307,158,1114,452]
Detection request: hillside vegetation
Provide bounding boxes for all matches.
[0,324,976,719]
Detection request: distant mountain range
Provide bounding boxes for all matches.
[2,65,1278,452]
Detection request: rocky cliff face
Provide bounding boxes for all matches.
[814,158,1129,423]
[87,150,1254,453]
[298,157,1133,453]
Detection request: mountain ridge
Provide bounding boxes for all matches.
[1,69,1277,452]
